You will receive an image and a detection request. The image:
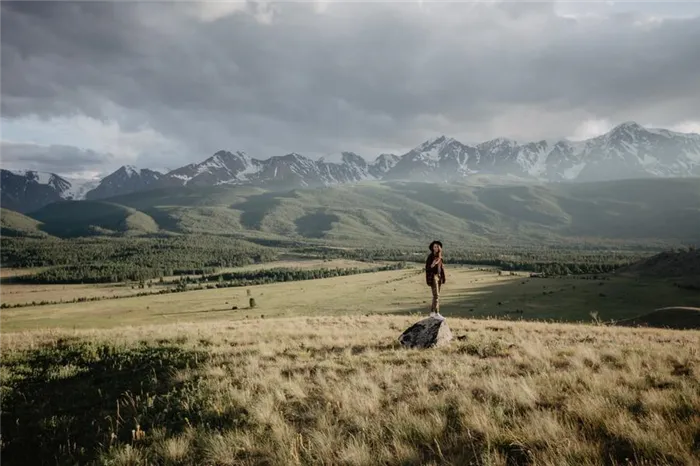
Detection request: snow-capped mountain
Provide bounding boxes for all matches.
[0,169,87,213]
[385,122,700,182]
[147,150,388,191]
[317,152,374,185]
[159,151,260,188]
[63,177,101,201]
[3,122,699,213]
[369,153,400,178]
[0,170,67,213]
[151,123,697,190]
[85,165,163,200]
[568,122,700,181]
[7,169,72,194]
[385,136,478,180]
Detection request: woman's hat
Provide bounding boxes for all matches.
[428,240,443,251]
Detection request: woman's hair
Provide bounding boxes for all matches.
[429,240,443,258]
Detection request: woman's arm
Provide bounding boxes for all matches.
[425,255,433,285]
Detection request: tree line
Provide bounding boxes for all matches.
[10,261,407,286]
[1,234,651,285]
[1,236,279,269]
[1,263,409,308]
[205,262,407,285]
[292,245,645,275]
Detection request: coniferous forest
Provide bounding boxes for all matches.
[0,235,651,285]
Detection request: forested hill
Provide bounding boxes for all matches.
[2,178,699,247]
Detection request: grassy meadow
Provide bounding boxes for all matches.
[2,262,699,332]
[2,260,700,465]
[0,259,381,308]
[1,316,699,465]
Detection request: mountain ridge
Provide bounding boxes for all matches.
[7,178,699,247]
[2,121,699,212]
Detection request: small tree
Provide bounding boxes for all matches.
[249,297,257,308]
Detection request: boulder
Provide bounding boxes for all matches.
[398,314,453,349]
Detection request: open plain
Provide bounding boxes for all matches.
[2,262,700,465]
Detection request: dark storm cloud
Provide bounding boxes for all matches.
[0,141,113,173]
[2,0,700,169]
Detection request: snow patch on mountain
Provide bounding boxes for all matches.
[318,152,346,165]
[63,178,101,200]
[415,136,457,165]
[640,154,659,167]
[8,170,75,196]
[373,154,399,170]
[516,142,550,177]
[238,159,263,178]
[562,162,586,180]
[10,170,54,186]
[684,148,700,163]
[196,154,229,175]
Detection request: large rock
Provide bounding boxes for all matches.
[398,314,453,349]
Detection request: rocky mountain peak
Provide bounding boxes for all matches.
[3,123,699,212]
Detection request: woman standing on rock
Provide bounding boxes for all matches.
[426,240,446,316]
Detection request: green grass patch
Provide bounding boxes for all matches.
[1,340,209,466]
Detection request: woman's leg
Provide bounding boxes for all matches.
[431,275,440,314]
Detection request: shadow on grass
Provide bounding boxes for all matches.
[0,339,209,466]
[385,274,700,325]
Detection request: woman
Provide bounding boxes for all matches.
[425,240,446,315]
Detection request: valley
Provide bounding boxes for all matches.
[3,261,700,332]
[2,159,699,466]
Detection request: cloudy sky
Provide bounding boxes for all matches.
[2,0,700,178]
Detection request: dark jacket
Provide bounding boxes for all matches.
[425,253,446,286]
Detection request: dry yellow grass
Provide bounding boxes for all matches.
[0,282,148,306]
[2,315,698,465]
[0,267,49,278]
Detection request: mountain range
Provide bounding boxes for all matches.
[2,121,699,213]
[3,178,699,246]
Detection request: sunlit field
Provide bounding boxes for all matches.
[2,262,700,465]
[2,263,698,332]
[0,259,382,308]
[2,316,698,465]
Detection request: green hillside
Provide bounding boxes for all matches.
[0,208,49,238]
[25,178,700,246]
[29,201,159,237]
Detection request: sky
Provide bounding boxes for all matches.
[2,0,700,179]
